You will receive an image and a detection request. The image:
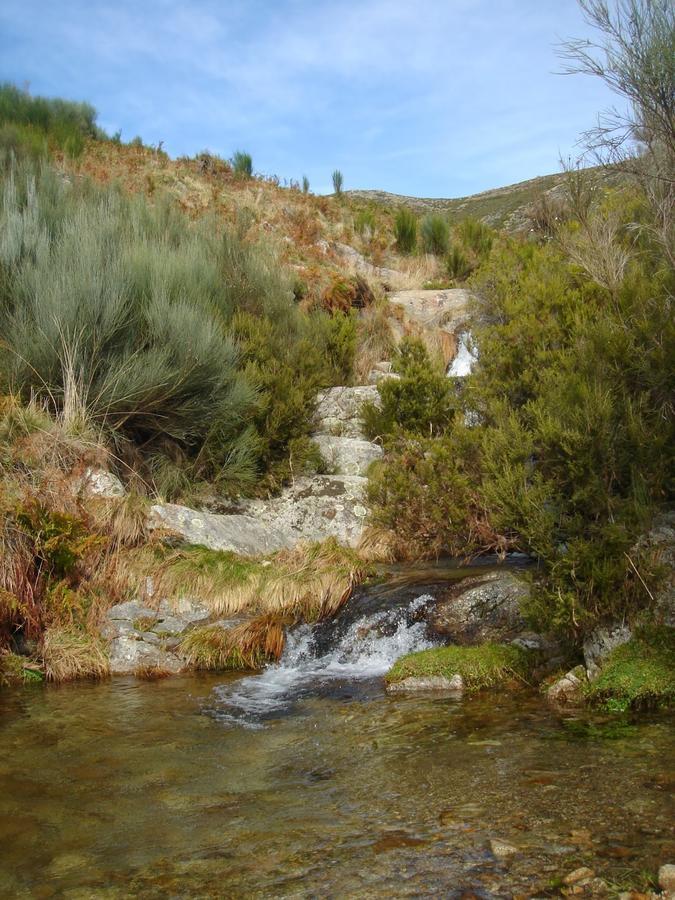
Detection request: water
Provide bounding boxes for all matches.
[0,583,673,897]
[210,594,436,728]
[448,332,478,377]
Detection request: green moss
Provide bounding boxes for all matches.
[386,643,532,691]
[0,652,43,686]
[586,628,675,711]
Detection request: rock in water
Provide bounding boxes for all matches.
[429,571,529,643]
[386,674,464,693]
[547,666,587,705]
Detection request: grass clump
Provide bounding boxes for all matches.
[386,643,532,691]
[420,214,450,256]
[394,206,418,254]
[180,613,288,671]
[0,651,43,686]
[586,628,675,711]
[154,538,368,621]
[332,169,343,196]
[231,150,253,177]
[42,626,109,682]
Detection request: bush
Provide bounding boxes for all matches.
[394,206,417,254]
[321,273,375,314]
[361,338,455,439]
[332,169,343,195]
[355,208,377,240]
[457,217,493,257]
[302,175,310,193]
[232,150,253,177]
[445,245,473,280]
[421,214,450,255]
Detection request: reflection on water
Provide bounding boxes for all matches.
[0,676,673,898]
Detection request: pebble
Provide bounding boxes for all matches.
[659,864,675,893]
[564,867,595,885]
[489,838,520,858]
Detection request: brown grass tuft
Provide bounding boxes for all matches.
[42,626,109,682]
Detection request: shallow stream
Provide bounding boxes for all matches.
[0,570,673,897]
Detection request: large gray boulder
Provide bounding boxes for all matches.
[240,475,369,549]
[429,571,529,643]
[148,504,296,555]
[312,434,382,476]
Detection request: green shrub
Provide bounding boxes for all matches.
[387,643,532,691]
[394,206,417,254]
[355,208,377,240]
[232,150,253,177]
[421,214,450,255]
[361,338,455,439]
[457,217,493,257]
[302,175,310,194]
[332,169,343,195]
[445,245,473,280]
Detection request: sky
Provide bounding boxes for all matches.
[0,0,620,196]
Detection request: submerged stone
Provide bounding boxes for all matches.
[385,673,464,693]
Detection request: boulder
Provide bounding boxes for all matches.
[386,674,464,693]
[314,385,380,438]
[312,434,382,476]
[429,571,529,643]
[658,864,675,893]
[583,624,633,680]
[103,596,212,675]
[73,467,126,499]
[547,666,587,705]
[240,475,370,549]
[148,503,296,555]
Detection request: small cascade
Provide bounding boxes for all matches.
[210,593,439,728]
[448,332,478,377]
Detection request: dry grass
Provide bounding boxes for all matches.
[385,254,442,290]
[179,613,288,671]
[42,626,109,682]
[357,526,399,563]
[154,538,367,621]
[354,302,396,382]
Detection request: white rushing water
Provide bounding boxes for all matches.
[212,594,437,727]
[448,332,478,377]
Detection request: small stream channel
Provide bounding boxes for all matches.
[0,561,673,897]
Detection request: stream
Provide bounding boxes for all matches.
[0,566,673,897]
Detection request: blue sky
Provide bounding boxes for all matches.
[1,0,619,196]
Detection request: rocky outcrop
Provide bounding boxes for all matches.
[388,288,472,335]
[148,504,296,555]
[583,624,633,680]
[149,386,382,554]
[102,597,213,675]
[331,242,401,286]
[429,571,529,644]
[312,435,382,476]
[239,475,369,549]
[313,385,380,438]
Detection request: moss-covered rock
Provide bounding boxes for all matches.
[585,628,675,711]
[386,642,533,692]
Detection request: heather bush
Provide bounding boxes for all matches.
[232,150,253,177]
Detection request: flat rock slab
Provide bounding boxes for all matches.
[387,674,464,693]
[313,434,383,476]
[388,289,473,333]
[314,386,380,438]
[148,504,296,555]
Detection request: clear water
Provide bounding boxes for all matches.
[0,587,673,897]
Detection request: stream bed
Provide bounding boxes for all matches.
[0,573,673,897]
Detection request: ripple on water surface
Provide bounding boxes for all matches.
[0,673,673,898]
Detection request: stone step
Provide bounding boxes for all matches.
[312,434,382,476]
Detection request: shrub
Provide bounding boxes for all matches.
[456,217,493,257]
[302,175,310,193]
[321,273,375,314]
[361,338,455,439]
[421,214,450,255]
[332,169,343,195]
[232,150,253,177]
[355,208,377,240]
[445,245,473,280]
[394,206,418,254]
